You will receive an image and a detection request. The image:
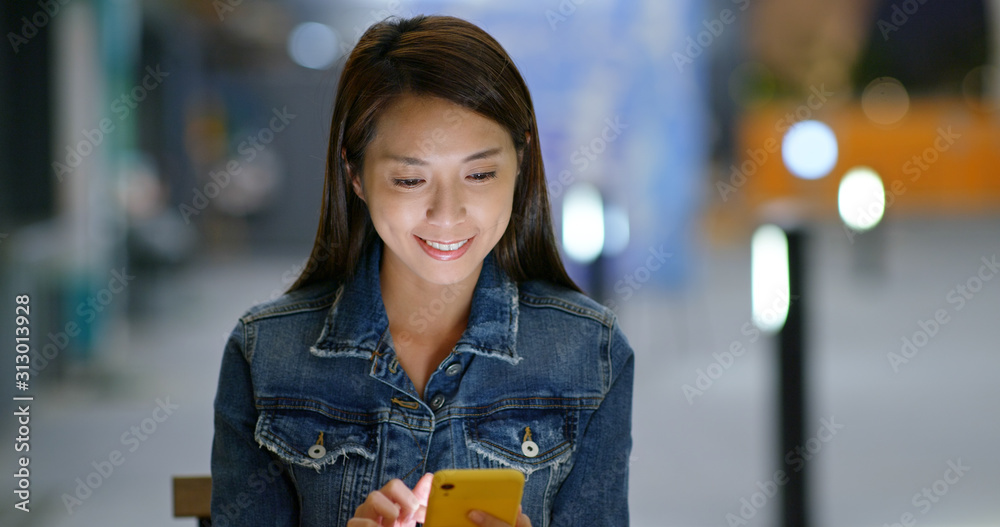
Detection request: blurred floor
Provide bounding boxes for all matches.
[2,216,999,526]
[625,216,1000,527]
[0,252,299,527]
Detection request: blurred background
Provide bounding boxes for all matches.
[2,0,999,525]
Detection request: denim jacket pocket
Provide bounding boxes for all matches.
[254,398,383,524]
[254,398,380,470]
[464,403,578,476]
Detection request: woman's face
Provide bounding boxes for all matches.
[350,93,519,287]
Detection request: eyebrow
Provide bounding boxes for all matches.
[385,147,503,166]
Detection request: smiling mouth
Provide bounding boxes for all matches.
[418,236,472,251]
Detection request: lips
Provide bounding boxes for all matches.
[415,234,474,261]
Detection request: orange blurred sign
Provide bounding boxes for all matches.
[731,98,1000,217]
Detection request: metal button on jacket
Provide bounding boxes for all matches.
[445,363,462,376]
[429,394,446,410]
[308,444,326,459]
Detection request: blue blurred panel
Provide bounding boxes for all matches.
[410,0,708,303]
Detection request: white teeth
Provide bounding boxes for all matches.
[423,238,469,251]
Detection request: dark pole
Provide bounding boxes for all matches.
[589,251,606,302]
[780,228,808,527]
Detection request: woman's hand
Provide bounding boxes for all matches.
[467,504,532,527]
[347,472,434,527]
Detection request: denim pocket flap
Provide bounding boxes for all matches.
[467,407,575,470]
[255,400,379,469]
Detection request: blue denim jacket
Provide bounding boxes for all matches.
[211,238,635,526]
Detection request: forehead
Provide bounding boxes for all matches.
[368,93,513,157]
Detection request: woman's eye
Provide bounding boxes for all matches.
[469,171,497,182]
[392,178,422,188]
[392,172,495,188]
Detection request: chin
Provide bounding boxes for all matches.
[416,259,479,285]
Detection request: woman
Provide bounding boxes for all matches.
[211,14,635,527]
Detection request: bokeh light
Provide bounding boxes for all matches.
[287,22,340,70]
[781,120,838,180]
[602,203,630,256]
[561,183,605,264]
[962,65,1000,113]
[751,224,790,334]
[861,77,910,125]
[838,166,886,231]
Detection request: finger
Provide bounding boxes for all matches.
[379,478,422,522]
[413,472,434,502]
[346,519,381,527]
[515,512,533,527]
[410,472,434,523]
[354,491,401,524]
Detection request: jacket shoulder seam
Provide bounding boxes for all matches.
[240,285,341,324]
[518,291,614,327]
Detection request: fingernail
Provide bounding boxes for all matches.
[468,510,485,523]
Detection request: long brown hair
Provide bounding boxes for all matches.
[287,14,582,295]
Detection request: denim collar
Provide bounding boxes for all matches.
[310,237,521,364]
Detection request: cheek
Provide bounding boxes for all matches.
[478,188,515,233]
[366,193,414,233]
[383,209,419,235]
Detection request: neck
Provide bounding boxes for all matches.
[379,252,481,346]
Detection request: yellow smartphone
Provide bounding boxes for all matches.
[423,468,525,527]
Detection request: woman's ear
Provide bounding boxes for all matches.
[343,148,366,203]
[517,131,530,170]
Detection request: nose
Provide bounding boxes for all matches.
[426,179,466,228]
